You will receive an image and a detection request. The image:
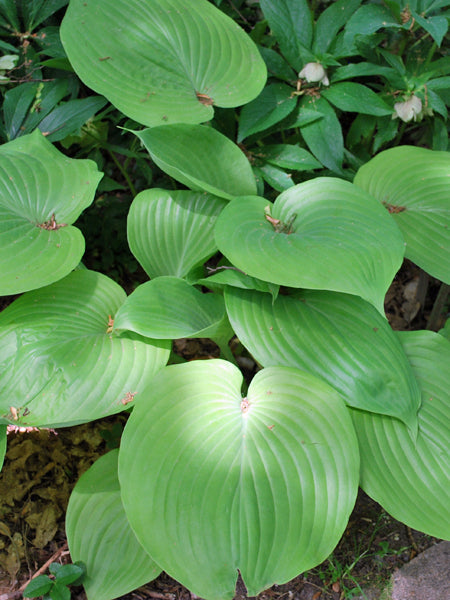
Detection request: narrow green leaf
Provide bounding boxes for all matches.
[238,83,297,142]
[60,0,266,127]
[127,189,226,279]
[133,124,256,200]
[299,96,344,172]
[313,0,362,54]
[67,450,161,600]
[39,96,108,142]
[354,146,450,284]
[412,11,448,46]
[224,287,421,429]
[0,424,6,471]
[259,0,313,71]
[258,163,295,191]
[350,331,450,539]
[322,82,392,116]
[257,144,322,171]
[119,361,359,600]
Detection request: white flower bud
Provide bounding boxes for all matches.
[298,62,329,86]
[394,95,422,122]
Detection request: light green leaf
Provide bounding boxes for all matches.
[299,96,344,172]
[119,361,359,600]
[322,82,392,116]
[224,287,421,428]
[215,178,404,311]
[67,450,161,600]
[60,0,266,127]
[127,189,226,279]
[0,130,102,295]
[354,146,450,284]
[133,124,256,200]
[258,163,295,192]
[197,269,279,301]
[350,331,450,539]
[114,276,232,343]
[237,83,297,142]
[412,11,448,46]
[0,270,170,428]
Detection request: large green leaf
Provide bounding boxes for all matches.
[224,287,421,429]
[0,270,170,428]
[66,450,161,600]
[133,125,256,200]
[119,361,359,600]
[354,146,450,284]
[0,130,102,295]
[60,0,266,127]
[350,331,450,539]
[114,276,233,349]
[127,189,226,279]
[215,178,404,312]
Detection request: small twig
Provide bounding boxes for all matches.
[426,282,450,331]
[18,542,68,592]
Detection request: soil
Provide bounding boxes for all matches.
[0,259,447,600]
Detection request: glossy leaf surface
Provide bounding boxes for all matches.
[224,287,420,428]
[354,146,450,283]
[350,331,450,539]
[60,0,266,126]
[0,270,170,427]
[215,178,404,311]
[67,450,161,600]
[127,189,226,279]
[119,361,359,600]
[0,130,102,294]
[133,125,256,200]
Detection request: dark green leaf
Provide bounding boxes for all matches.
[313,0,362,54]
[39,96,108,142]
[258,163,295,191]
[322,82,392,116]
[412,10,448,46]
[54,563,85,586]
[258,46,297,82]
[23,575,53,598]
[49,581,70,600]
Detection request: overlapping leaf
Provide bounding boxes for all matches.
[215,178,404,311]
[127,189,226,279]
[119,361,359,600]
[224,287,420,428]
[350,331,450,539]
[0,130,102,294]
[60,0,266,127]
[0,425,6,471]
[66,450,161,600]
[114,276,232,346]
[354,146,450,284]
[0,270,170,427]
[132,124,257,200]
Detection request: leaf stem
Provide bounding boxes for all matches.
[426,282,449,331]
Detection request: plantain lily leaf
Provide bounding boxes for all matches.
[350,331,450,539]
[114,276,233,348]
[197,269,280,301]
[127,189,226,279]
[66,450,161,600]
[0,270,170,428]
[60,0,266,127]
[119,361,359,600]
[215,178,404,312]
[224,287,421,429]
[354,146,450,284]
[132,125,257,200]
[0,130,102,295]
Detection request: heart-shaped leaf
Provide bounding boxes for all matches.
[354,146,450,284]
[119,361,359,600]
[0,130,102,295]
[215,178,404,311]
[224,287,421,429]
[127,189,226,279]
[66,449,161,600]
[0,270,170,428]
[114,277,233,352]
[132,124,257,200]
[350,331,450,539]
[60,0,266,127]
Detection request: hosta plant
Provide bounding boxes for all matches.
[1,1,449,600]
